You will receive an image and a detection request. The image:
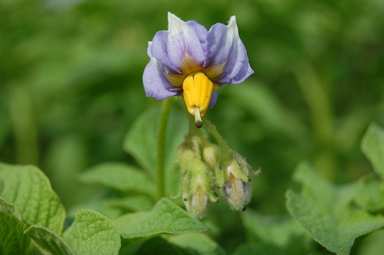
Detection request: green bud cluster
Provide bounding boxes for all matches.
[178,129,255,218]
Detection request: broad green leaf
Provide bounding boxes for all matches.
[106,195,153,212]
[123,106,188,181]
[26,226,73,255]
[80,163,155,196]
[242,211,306,247]
[362,124,384,178]
[286,163,384,255]
[0,198,30,255]
[0,163,65,234]
[64,209,121,255]
[358,229,384,255]
[353,177,384,212]
[114,198,207,239]
[168,233,225,255]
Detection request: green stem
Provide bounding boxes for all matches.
[204,120,232,159]
[156,99,172,199]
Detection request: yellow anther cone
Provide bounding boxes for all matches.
[182,72,215,127]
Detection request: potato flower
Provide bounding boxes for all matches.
[143,13,253,126]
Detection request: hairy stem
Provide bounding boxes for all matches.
[156,99,172,199]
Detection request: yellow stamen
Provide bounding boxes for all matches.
[182,72,215,127]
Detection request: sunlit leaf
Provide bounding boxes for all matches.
[0,163,65,234]
[114,198,207,239]
[64,209,121,255]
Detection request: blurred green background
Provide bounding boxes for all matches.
[1,0,383,253]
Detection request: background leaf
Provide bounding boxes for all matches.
[80,162,155,197]
[168,233,225,255]
[242,211,306,247]
[286,164,384,255]
[362,124,384,178]
[123,106,188,197]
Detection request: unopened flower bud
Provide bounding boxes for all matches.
[223,156,252,211]
[181,155,210,218]
[203,144,219,169]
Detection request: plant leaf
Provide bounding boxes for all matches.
[242,211,306,247]
[286,163,384,255]
[0,163,65,234]
[168,233,225,255]
[105,195,154,212]
[80,162,155,197]
[123,106,188,183]
[353,177,384,212]
[0,198,30,255]
[114,198,207,239]
[64,209,121,255]
[26,226,74,255]
[362,123,384,178]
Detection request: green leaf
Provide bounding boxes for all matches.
[0,163,65,234]
[168,233,225,255]
[229,83,307,140]
[136,237,190,255]
[80,162,155,196]
[26,226,73,255]
[105,195,154,212]
[358,229,384,255]
[242,211,306,247]
[353,177,384,212]
[64,209,121,255]
[0,198,30,255]
[114,198,207,239]
[362,123,384,178]
[123,106,188,181]
[286,163,384,255]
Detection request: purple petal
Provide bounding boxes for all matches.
[149,31,180,73]
[207,17,253,84]
[143,58,180,100]
[186,20,208,64]
[167,13,207,68]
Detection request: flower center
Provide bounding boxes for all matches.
[182,72,215,127]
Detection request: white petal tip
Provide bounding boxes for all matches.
[168,12,185,32]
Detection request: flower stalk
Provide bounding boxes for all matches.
[156,99,172,199]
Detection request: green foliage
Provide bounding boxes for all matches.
[286,164,384,255]
[80,163,155,196]
[0,163,66,234]
[1,0,384,254]
[123,106,188,179]
[0,199,30,255]
[114,198,207,239]
[362,124,384,178]
[63,210,121,255]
